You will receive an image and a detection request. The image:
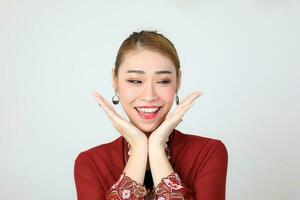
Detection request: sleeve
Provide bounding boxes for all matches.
[153,140,228,200]
[74,153,106,200]
[193,140,228,200]
[105,172,147,200]
[74,153,147,200]
[153,172,187,199]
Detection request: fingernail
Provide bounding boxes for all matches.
[196,91,203,96]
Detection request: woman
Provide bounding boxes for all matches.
[74,30,228,200]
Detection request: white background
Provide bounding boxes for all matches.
[1,0,299,199]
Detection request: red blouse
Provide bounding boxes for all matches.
[74,129,228,200]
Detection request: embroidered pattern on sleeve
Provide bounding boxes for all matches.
[106,172,147,200]
[153,172,185,200]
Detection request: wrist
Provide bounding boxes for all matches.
[148,143,165,156]
[148,136,164,148]
[131,140,148,153]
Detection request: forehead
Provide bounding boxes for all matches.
[119,49,176,74]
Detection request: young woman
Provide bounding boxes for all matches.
[74,30,228,200]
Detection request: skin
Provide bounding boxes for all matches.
[92,48,203,189]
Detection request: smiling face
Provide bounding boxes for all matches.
[112,48,181,136]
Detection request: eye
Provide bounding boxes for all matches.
[158,80,171,85]
[127,80,142,84]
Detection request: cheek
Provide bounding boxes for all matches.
[118,84,137,101]
[158,88,175,103]
[126,90,136,100]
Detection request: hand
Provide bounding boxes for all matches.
[149,91,203,148]
[92,91,147,148]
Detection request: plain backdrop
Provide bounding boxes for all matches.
[0,0,299,199]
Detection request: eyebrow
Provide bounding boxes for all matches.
[126,70,172,74]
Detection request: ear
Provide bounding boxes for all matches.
[176,70,182,92]
[112,67,118,91]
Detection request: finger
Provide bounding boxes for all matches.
[179,91,202,103]
[92,92,124,121]
[95,99,129,137]
[92,92,144,143]
[166,101,195,125]
[172,101,196,122]
[177,91,202,109]
[92,92,140,135]
[166,92,201,120]
[93,92,115,111]
[173,92,201,116]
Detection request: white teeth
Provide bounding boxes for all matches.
[136,107,159,113]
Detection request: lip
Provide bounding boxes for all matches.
[135,106,161,109]
[134,106,162,120]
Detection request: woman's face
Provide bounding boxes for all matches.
[113,49,181,136]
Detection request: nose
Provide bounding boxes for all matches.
[142,82,158,102]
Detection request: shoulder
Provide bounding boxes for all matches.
[74,136,123,165]
[173,129,228,161]
[174,129,227,148]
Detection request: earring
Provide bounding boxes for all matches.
[175,92,179,105]
[112,90,119,105]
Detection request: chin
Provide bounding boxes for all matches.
[139,125,156,133]
[133,121,160,134]
[128,114,166,134]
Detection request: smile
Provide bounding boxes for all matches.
[134,106,162,120]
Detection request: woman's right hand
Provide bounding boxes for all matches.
[93,91,148,187]
[92,91,147,148]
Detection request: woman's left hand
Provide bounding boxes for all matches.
[149,91,203,148]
